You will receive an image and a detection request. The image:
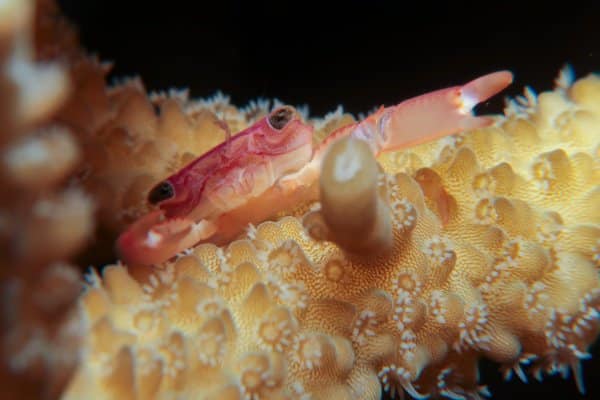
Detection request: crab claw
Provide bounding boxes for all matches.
[116,210,217,265]
[379,70,513,152]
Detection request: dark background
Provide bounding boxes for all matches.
[56,0,600,117]
[56,0,599,399]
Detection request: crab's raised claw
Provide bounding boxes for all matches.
[379,70,513,152]
[116,210,217,265]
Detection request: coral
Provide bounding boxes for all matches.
[1,2,598,399]
[313,136,394,255]
[63,67,600,399]
[0,0,93,398]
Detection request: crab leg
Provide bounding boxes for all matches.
[116,210,217,265]
[281,71,513,190]
[376,70,513,152]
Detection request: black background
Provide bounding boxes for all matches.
[56,0,599,399]
[56,0,600,117]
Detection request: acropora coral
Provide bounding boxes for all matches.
[65,49,600,400]
[1,1,599,400]
[0,0,92,398]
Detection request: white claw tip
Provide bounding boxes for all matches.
[459,91,479,115]
[144,229,163,248]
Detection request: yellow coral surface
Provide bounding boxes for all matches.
[63,71,600,399]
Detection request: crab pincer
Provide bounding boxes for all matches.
[316,71,514,157]
[377,70,513,151]
[116,210,217,265]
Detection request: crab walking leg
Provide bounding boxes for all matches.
[116,210,217,265]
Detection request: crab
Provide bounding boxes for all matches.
[117,71,513,265]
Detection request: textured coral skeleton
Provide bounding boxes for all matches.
[0,1,599,399]
[66,67,600,399]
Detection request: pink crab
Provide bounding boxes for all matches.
[117,71,513,265]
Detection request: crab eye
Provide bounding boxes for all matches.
[148,181,174,204]
[268,106,295,130]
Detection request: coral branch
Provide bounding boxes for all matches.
[318,136,393,255]
[65,69,600,399]
[1,2,599,400]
